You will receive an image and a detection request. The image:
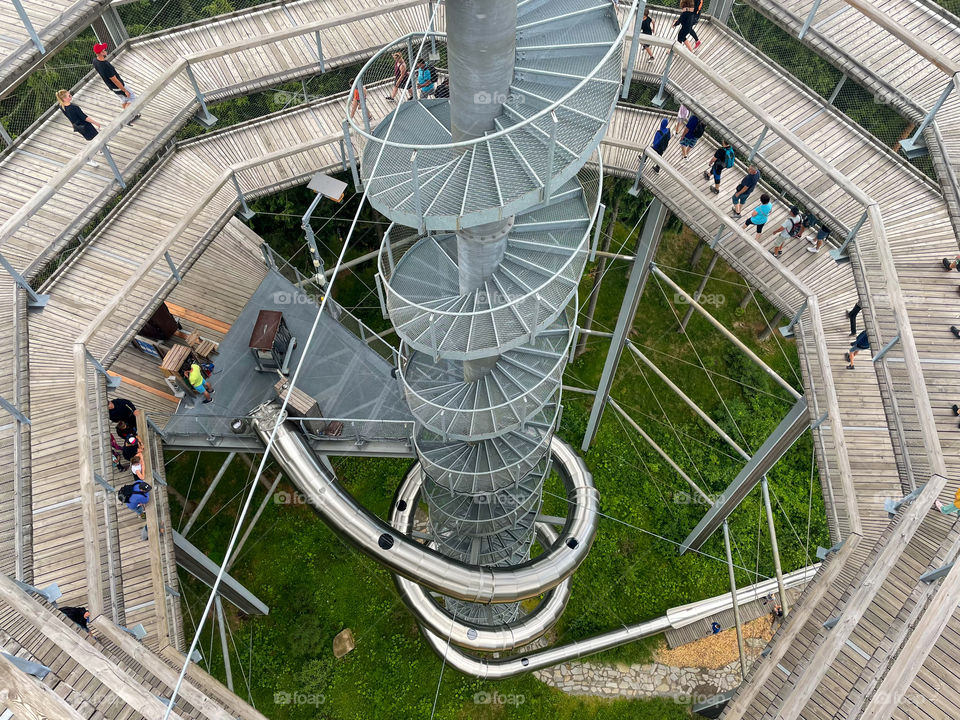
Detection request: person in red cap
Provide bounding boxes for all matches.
[92,42,140,123]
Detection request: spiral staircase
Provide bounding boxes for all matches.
[355,0,633,626]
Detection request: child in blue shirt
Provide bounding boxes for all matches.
[743,194,772,234]
[415,60,434,98]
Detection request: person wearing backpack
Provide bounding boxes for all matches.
[771,206,803,258]
[118,479,151,516]
[731,166,760,216]
[649,118,671,174]
[703,140,733,194]
[679,114,702,159]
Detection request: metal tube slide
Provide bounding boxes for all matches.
[249,403,598,604]
[418,614,672,679]
[414,564,819,679]
[391,521,571,652]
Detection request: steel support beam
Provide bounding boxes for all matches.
[761,477,789,615]
[214,595,234,692]
[11,0,44,54]
[680,395,809,553]
[0,251,47,309]
[181,452,236,535]
[185,63,217,128]
[900,78,954,158]
[230,172,255,220]
[799,0,823,40]
[85,348,122,389]
[651,46,674,108]
[723,521,747,679]
[582,198,667,450]
[227,472,284,572]
[708,0,735,23]
[621,3,645,100]
[172,531,269,615]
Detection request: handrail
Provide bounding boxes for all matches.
[0,0,427,258]
[842,0,960,76]
[638,31,947,488]
[377,158,602,320]
[346,0,640,151]
[641,145,861,536]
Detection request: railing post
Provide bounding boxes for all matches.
[620,5,644,100]
[339,138,347,171]
[748,125,768,162]
[651,46,675,108]
[778,299,807,338]
[301,190,325,279]
[230,171,255,220]
[411,151,425,233]
[85,348,122,389]
[0,122,13,148]
[709,225,726,249]
[11,0,44,54]
[429,313,438,361]
[0,252,48,309]
[798,0,823,40]
[590,202,605,261]
[872,332,900,363]
[900,78,954,159]
[101,144,126,189]
[163,251,181,282]
[375,273,389,319]
[315,31,325,72]
[628,154,647,196]
[407,35,417,89]
[385,227,396,273]
[358,85,371,134]
[342,119,362,191]
[829,209,868,263]
[427,0,438,59]
[542,112,558,202]
[184,63,218,128]
[708,0,735,24]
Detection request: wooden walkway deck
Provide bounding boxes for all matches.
[747,0,960,233]
[0,3,958,718]
[0,0,108,100]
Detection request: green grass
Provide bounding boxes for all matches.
[166,183,826,719]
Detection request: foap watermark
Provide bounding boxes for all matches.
[273,490,310,505]
[473,690,525,706]
[273,690,326,706]
[473,90,524,105]
[673,491,723,505]
[272,290,322,306]
[674,292,726,307]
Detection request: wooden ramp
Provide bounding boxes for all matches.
[747,0,960,233]
[0,0,109,100]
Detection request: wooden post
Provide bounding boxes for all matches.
[0,654,88,720]
[90,618,236,720]
[137,409,171,648]
[0,574,186,719]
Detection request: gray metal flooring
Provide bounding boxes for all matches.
[163,269,411,442]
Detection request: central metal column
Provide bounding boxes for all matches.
[448,0,518,382]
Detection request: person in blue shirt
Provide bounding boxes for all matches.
[415,60,434,99]
[679,114,700,158]
[743,194,773,235]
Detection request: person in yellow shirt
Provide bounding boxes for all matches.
[936,487,960,516]
[187,362,214,404]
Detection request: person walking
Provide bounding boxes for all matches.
[935,487,960,516]
[731,166,760,216]
[802,212,831,254]
[845,330,870,369]
[673,0,701,52]
[640,8,655,62]
[743,194,773,235]
[678,113,701,159]
[703,140,733,194]
[386,52,411,102]
[941,255,960,272]
[771,206,803,258]
[56,90,101,168]
[415,59,435,99]
[692,0,704,24]
[119,479,151,516]
[108,397,136,426]
[93,43,140,123]
[847,302,861,336]
[674,103,690,135]
[59,606,93,636]
[650,118,671,173]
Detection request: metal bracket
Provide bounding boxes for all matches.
[779,299,807,338]
[85,348,122,389]
[884,484,924,518]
